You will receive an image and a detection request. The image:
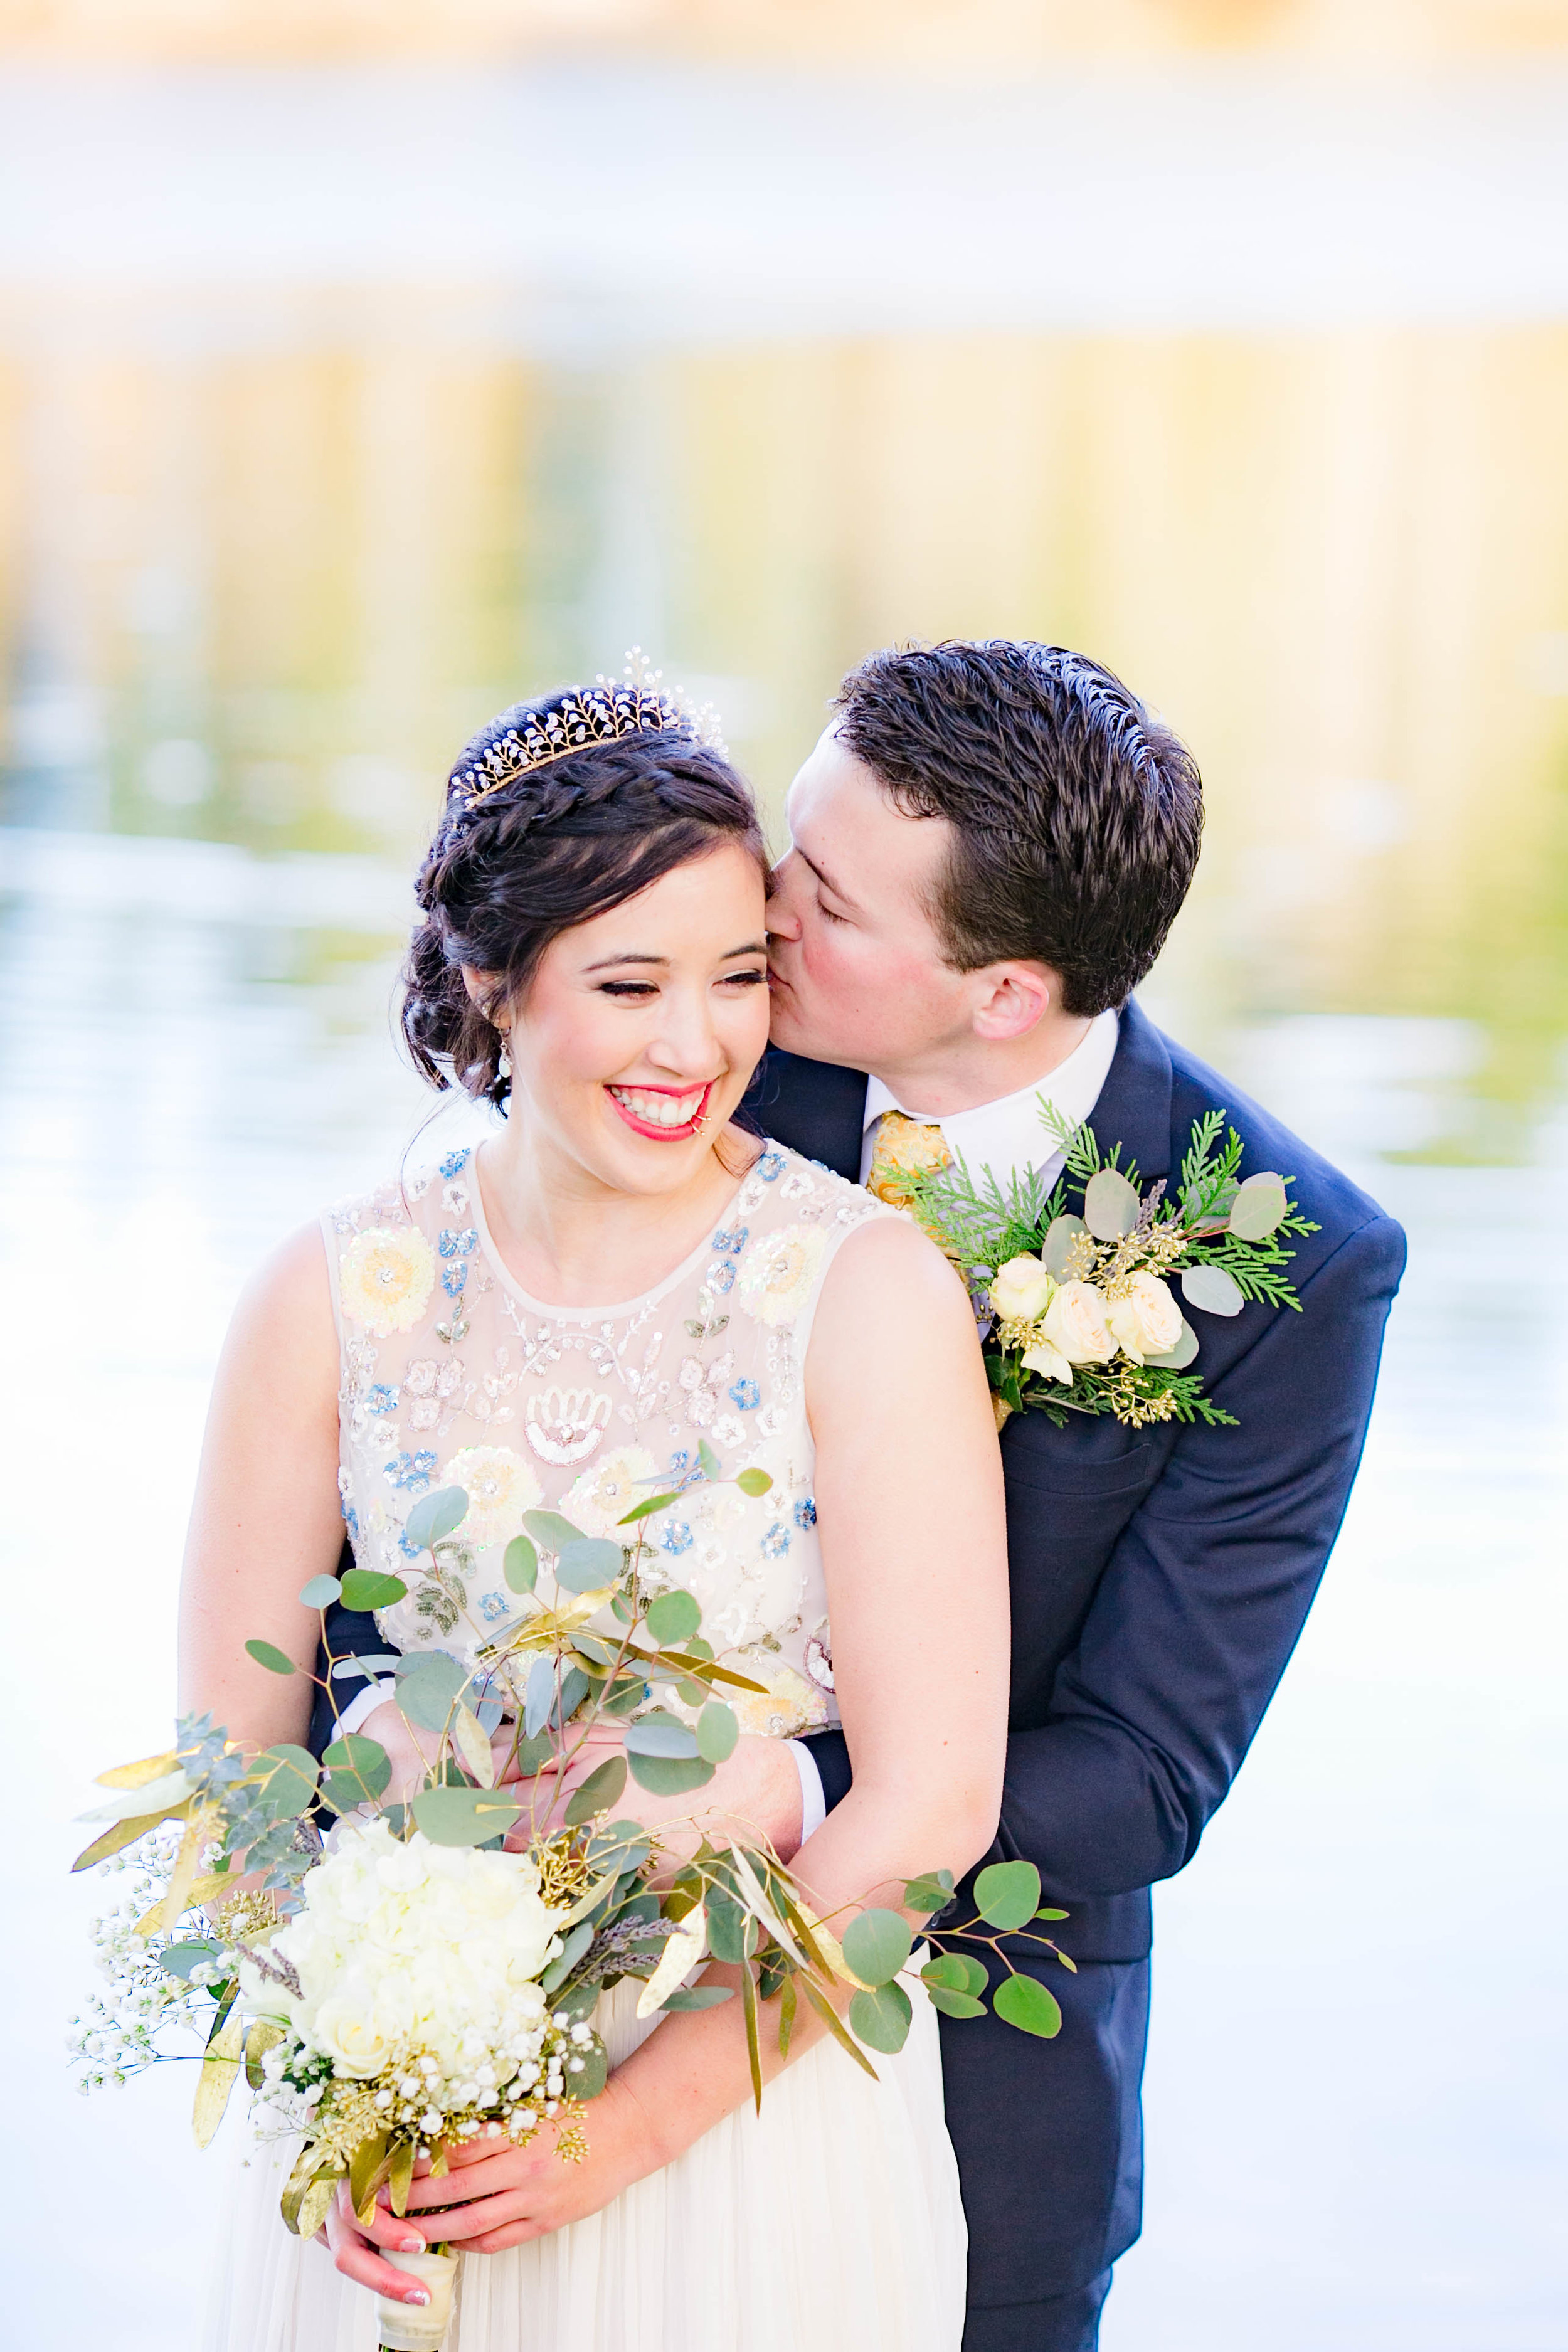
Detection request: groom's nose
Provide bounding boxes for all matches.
[766,852,804,940]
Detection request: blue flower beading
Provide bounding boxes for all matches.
[756,1150,785,1182]
[385,1448,438,1493]
[729,1379,761,1411]
[478,1591,511,1623]
[760,1521,792,1560]
[793,1497,818,1530]
[662,1521,695,1556]
[365,1383,398,1416]
[712,1224,750,1256]
[440,1148,471,1179]
[665,1450,705,1492]
[707,1259,736,1295]
[442,1263,468,1298]
[438,1227,477,1259]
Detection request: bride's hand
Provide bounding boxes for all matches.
[351,1700,433,1805]
[497,1724,805,1866]
[323,2080,668,2275]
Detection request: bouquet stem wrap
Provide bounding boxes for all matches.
[377,2249,458,2351]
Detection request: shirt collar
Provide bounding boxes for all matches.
[861,1008,1121,1184]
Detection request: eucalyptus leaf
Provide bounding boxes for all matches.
[625,1711,701,1759]
[734,1467,773,1498]
[339,1568,408,1612]
[1145,1317,1200,1370]
[539,1919,594,1993]
[903,1869,956,1914]
[849,1980,913,2054]
[320,1734,391,1805]
[617,1490,682,1525]
[522,1654,556,1742]
[522,1510,586,1554]
[297,1574,342,1609]
[696,1699,738,1764]
[1228,1172,1288,1241]
[244,1639,295,1677]
[554,1666,591,1725]
[1042,1214,1089,1277]
[248,1744,319,1819]
[566,2035,608,2102]
[921,1952,988,1996]
[973,1858,1042,1933]
[395,1650,469,1733]
[926,1986,987,2019]
[410,1784,521,1847]
[696,1440,721,1481]
[1180,1263,1246,1318]
[563,1754,628,1826]
[1083,1167,1140,1240]
[627,1751,714,1797]
[401,1485,468,1554]
[451,1704,496,1788]
[556,1537,624,1594]
[503,1535,538,1594]
[660,1984,734,2011]
[569,1633,618,1667]
[703,1888,747,1963]
[645,1589,702,1644]
[329,1653,401,1681]
[992,1972,1063,2038]
[161,1937,224,1981]
[843,1907,913,1988]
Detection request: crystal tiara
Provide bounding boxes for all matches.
[458,650,728,809]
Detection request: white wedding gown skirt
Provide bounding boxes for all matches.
[205,1974,968,2352]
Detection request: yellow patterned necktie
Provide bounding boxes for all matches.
[865,1110,954,1212]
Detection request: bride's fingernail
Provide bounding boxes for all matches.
[405,2289,430,2305]
[400,2236,424,2252]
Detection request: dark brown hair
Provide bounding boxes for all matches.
[834,640,1203,1016]
[401,692,766,1109]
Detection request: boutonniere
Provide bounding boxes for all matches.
[912,1102,1319,1431]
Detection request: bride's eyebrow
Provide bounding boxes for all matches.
[583,940,767,971]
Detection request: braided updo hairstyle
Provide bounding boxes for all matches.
[401,690,768,1110]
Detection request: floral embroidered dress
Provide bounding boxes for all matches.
[207,1138,970,2352]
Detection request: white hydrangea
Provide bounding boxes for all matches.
[239,1820,571,2089]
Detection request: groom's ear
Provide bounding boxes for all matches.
[967,960,1055,1042]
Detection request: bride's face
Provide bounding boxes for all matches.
[501,842,770,1196]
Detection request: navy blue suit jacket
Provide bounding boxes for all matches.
[313,1002,1404,2309]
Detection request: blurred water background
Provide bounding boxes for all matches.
[1,5,1565,2347]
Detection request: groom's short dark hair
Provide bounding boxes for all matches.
[834,640,1203,1016]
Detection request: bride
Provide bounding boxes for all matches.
[184,672,1010,2352]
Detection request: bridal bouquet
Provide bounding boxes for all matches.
[913,1102,1319,1430]
[72,1448,1074,2349]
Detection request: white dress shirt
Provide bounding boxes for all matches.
[342,1011,1123,1840]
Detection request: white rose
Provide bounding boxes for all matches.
[989,1254,1056,1323]
[1020,1338,1073,1385]
[1041,1280,1115,1365]
[312,1977,415,2077]
[1104,1273,1184,1365]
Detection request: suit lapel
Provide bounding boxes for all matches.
[1089,1000,1174,1186]
[741,1048,868,1181]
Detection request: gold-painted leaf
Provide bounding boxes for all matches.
[71,1801,191,1874]
[295,2169,342,2242]
[280,2142,336,2235]
[450,1703,495,1789]
[191,2008,246,2148]
[134,1869,236,1939]
[388,2139,415,2218]
[244,2018,285,2092]
[160,1811,208,1934]
[95,1748,179,1791]
[349,2131,391,2225]
[739,1955,764,2116]
[799,1976,880,2082]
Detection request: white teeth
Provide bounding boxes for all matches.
[609,1086,706,1129]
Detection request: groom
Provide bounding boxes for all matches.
[317,641,1404,2350]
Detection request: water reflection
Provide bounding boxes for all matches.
[4,326,1567,1160]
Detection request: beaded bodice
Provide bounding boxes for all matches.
[321,1139,899,1739]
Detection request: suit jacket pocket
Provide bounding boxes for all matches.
[1002,1404,1168,1500]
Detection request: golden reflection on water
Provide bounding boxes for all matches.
[3,322,1567,1157]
